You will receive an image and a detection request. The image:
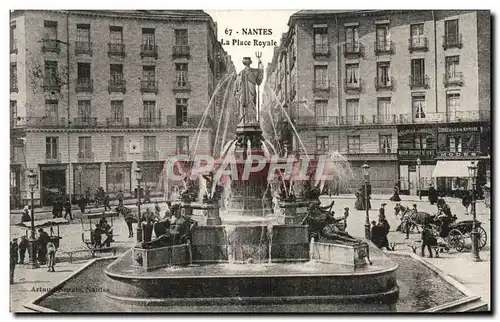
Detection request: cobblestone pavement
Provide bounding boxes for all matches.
[9,195,491,312]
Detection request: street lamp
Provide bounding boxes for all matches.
[416,157,422,200]
[135,167,143,243]
[77,165,83,199]
[467,162,481,262]
[27,169,39,269]
[362,163,370,239]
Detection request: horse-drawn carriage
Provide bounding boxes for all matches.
[437,219,487,252]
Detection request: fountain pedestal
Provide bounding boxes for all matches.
[278,200,310,225]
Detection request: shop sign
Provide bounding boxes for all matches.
[438,151,482,157]
[398,149,436,159]
[438,126,480,133]
[398,127,436,137]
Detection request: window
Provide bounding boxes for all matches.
[175,29,188,46]
[77,62,91,84]
[345,26,359,52]
[413,95,426,119]
[411,59,425,85]
[346,99,360,123]
[316,136,329,154]
[111,101,123,122]
[111,136,124,156]
[10,100,17,124]
[143,101,156,121]
[78,137,92,157]
[345,64,359,87]
[313,27,328,54]
[46,137,58,160]
[448,136,462,153]
[176,98,188,126]
[10,24,17,52]
[78,100,91,119]
[377,98,392,120]
[45,61,58,86]
[43,21,57,40]
[142,28,155,47]
[10,63,17,91]
[376,62,391,87]
[176,63,188,86]
[143,66,155,81]
[376,24,390,50]
[445,19,459,45]
[414,134,428,149]
[176,136,189,154]
[445,56,460,79]
[314,100,328,123]
[76,24,90,43]
[347,136,360,154]
[314,65,328,88]
[410,24,424,46]
[447,93,460,116]
[45,100,58,120]
[110,26,123,44]
[379,135,392,153]
[110,64,123,82]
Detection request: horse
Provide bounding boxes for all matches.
[395,205,434,235]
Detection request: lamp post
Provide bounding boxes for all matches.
[135,167,143,243]
[362,163,370,239]
[416,157,422,200]
[77,165,83,199]
[27,170,39,269]
[468,162,481,262]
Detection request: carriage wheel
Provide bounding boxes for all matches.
[477,226,487,250]
[447,229,465,252]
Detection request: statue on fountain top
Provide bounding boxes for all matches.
[235,55,264,126]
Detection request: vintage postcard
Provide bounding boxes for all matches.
[9,9,491,313]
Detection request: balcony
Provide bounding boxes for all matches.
[42,39,60,53]
[141,80,158,93]
[143,151,159,161]
[78,152,94,163]
[13,117,66,128]
[76,77,93,93]
[408,37,429,53]
[139,117,161,128]
[108,79,126,93]
[374,77,394,91]
[398,110,490,124]
[72,117,97,128]
[373,114,397,124]
[43,78,60,92]
[106,117,130,128]
[444,72,464,87]
[108,43,126,57]
[10,83,18,93]
[173,81,191,93]
[374,41,394,55]
[110,150,127,162]
[409,75,429,89]
[46,152,61,164]
[346,153,398,161]
[75,41,92,55]
[344,79,361,93]
[343,42,362,57]
[172,45,190,58]
[164,115,214,128]
[340,115,366,125]
[443,34,463,50]
[313,44,330,57]
[10,40,17,54]
[313,80,330,93]
[140,44,158,59]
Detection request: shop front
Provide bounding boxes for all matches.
[433,124,485,198]
[137,161,164,196]
[40,164,68,206]
[397,125,437,195]
[73,163,101,201]
[105,162,132,197]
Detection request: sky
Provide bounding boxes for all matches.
[205,10,297,73]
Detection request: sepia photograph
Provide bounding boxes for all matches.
[8,8,491,313]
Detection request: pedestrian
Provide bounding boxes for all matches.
[21,205,31,222]
[144,186,151,204]
[37,228,50,265]
[46,241,56,272]
[85,187,91,204]
[78,196,87,214]
[378,213,391,250]
[421,222,437,258]
[117,189,124,207]
[12,238,19,265]
[379,202,386,218]
[390,186,401,202]
[64,198,73,220]
[10,241,17,284]
[428,184,438,205]
[103,192,111,211]
[18,235,28,264]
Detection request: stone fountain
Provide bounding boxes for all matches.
[103,56,399,311]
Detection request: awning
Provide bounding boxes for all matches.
[432,160,479,178]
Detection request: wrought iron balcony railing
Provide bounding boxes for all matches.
[313,44,330,57]
[13,117,67,128]
[313,80,330,92]
[108,43,126,57]
[106,117,130,128]
[173,81,191,92]
[444,72,464,87]
[373,114,397,124]
[375,77,394,90]
[141,80,158,93]
[78,151,94,162]
[43,78,60,92]
[344,78,361,92]
[172,45,190,58]
[409,75,429,89]
[374,41,394,55]
[76,77,93,92]
[108,79,126,93]
[343,42,362,57]
[443,34,463,50]
[139,117,161,128]
[75,41,92,55]
[408,37,429,52]
[143,151,159,161]
[42,39,60,53]
[110,150,127,162]
[72,117,97,128]
[140,44,158,59]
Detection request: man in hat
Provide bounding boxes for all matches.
[18,235,28,264]
[378,212,391,250]
[421,221,437,258]
[12,238,19,265]
[234,56,264,125]
[428,184,438,205]
[380,203,387,218]
[37,228,50,265]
